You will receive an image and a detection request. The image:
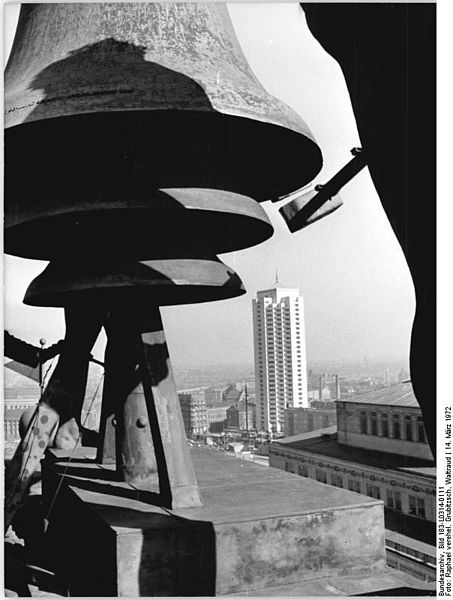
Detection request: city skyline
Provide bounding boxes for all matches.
[3,4,415,370]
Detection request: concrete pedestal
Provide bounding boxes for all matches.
[41,447,423,596]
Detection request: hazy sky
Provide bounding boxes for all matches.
[3,3,415,369]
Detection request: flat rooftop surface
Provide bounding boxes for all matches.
[338,381,419,408]
[385,528,436,555]
[47,446,381,529]
[39,448,431,597]
[234,570,435,596]
[274,432,436,479]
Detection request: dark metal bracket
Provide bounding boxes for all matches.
[280,147,367,232]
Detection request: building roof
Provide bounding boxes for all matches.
[278,426,337,443]
[225,389,242,401]
[273,429,435,480]
[337,381,420,408]
[274,428,335,445]
[385,529,436,555]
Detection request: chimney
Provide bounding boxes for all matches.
[335,375,341,400]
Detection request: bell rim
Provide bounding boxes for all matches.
[4,201,274,260]
[23,257,247,308]
[5,109,322,200]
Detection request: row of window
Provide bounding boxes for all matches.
[386,539,436,567]
[387,557,435,582]
[304,414,330,430]
[359,411,426,443]
[287,463,427,519]
[258,343,301,351]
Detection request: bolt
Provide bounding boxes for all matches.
[137,417,148,428]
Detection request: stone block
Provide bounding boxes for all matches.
[41,447,389,596]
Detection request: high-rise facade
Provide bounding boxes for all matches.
[253,287,308,433]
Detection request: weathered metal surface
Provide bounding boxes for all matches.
[96,303,202,508]
[41,448,392,596]
[5,188,273,260]
[23,255,245,307]
[5,3,312,134]
[4,404,60,533]
[280,189,343,231]
[4,304,104,532]
[97,307,158,484]
[280,148,367,232]
[138,309,203,508]
[4,4,322,253]
[235,572,435,596]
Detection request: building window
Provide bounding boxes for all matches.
[348,479,361,493]
[417,416,426,443]
[366,484,381,499]
[387,490,402,511]
[405,415,413,441]
[298,464,308,477]
[315,468,327,483]
[393,414,401,439]
[331,473,343,488]
[370,412,378,435]
[381,413,389,437]
[360,411,367,434]
[285,461,294,473]
[409,496,426,519]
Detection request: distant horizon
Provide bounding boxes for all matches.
[171,356,411,371]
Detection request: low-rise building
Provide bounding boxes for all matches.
[4,402,34,443]
[226,401,256,431]
[204,386,226,406]
[385,530,436,583]
[284,404,337,436]
[269,381,435,582]
[223,384,243,406]
[178,392,207,437]
[336,383,431,460]
[206,405,229,432]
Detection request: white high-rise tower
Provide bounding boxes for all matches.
[253,286,308,433]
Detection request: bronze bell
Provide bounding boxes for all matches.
[24,254,246,308]
[4,3,322,260]
[4,4,324,517]
[5,187,273,261]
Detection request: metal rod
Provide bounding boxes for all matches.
[89,355,104,368]
[38,337,46,399]
[244,384,249,446]
[315,148,367,199]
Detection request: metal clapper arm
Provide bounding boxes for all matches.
[279,147,367,232]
